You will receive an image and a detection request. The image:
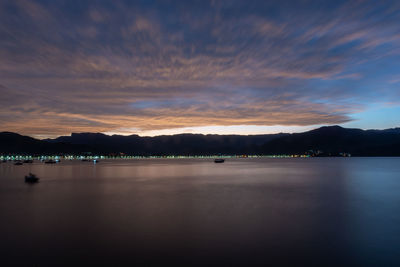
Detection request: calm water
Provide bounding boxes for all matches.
[1,158,400,266]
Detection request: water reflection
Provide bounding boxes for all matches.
[0,158,400,266]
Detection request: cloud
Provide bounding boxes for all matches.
[0,0,400,137]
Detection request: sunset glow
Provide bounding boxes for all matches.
[1,0,400,137]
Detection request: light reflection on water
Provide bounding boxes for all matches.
[1,158,400,266]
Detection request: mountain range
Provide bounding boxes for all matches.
[1,126,400,156]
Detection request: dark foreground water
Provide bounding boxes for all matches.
[1,158,400,266]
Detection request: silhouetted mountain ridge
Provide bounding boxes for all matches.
[260,126,400,156]
[1,126,400,156]
[0,132,92,154]
[46,132,286,155]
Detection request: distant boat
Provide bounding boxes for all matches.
[45,159,57,164]
[23,160,33,163]
[14,161,23,165]
[25,173,39,183]
[214,159,225,163]
[93,159,99,163]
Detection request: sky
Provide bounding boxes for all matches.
[1,0,400,138]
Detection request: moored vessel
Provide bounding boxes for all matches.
[25,173,39,183]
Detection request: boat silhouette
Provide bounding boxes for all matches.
[25,173,39,183]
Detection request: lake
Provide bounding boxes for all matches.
[1,158,400,266]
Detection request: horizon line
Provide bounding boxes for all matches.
[2,124,400,140]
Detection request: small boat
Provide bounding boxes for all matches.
[93,159,99,163]
[23,159,33,163]
[214,159,225,163]
[25,173,39,183]
[45,159,57,164]
[14,161,23,165]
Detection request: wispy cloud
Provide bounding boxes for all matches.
[0,0,400,136]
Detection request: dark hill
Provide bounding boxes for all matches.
[1,126,400,156]
[260,126,400,156]
[47,133,287,155]
[0,132,91,154]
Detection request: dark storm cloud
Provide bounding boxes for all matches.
[1,0,400,136]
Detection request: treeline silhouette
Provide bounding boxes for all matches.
[1,126,400,156]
